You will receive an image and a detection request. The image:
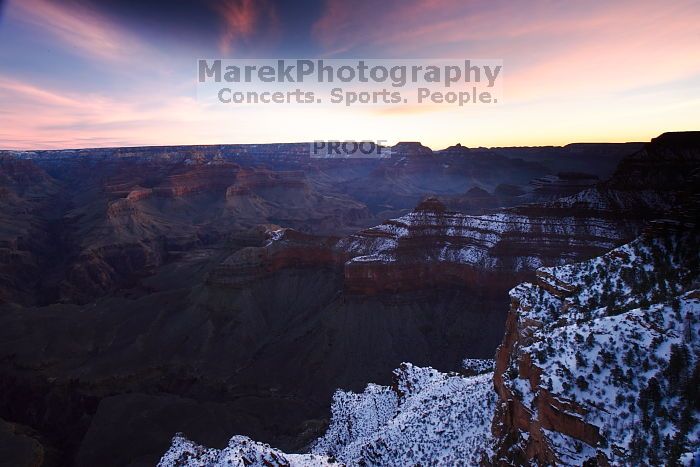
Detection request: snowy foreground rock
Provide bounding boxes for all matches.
[312,364,495,465]
[158,434,331,467]
[492,227,700,465]
[159,363,496,466]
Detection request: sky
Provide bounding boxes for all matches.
[0,0,699,150]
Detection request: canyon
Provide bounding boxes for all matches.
[0,134,697,466]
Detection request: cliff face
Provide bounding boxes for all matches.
[155,164,240,198]
[490,134,700,465]
[207,189,635,296]
[224,168,369,232]
[608,131,700,191]
[49,163,372,303]
[60,241,165,302]
[0,158,60,305]
[527,172,598,201]
[491,227,700,465]
[207,228,339,288]
[338,196,636,295]
[0,417,51,467]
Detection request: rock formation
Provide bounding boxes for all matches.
[491,226,699,465]
[159,361,497,466]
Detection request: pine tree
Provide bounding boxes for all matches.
[575,351,586,368]
[575,375,588,391]
[667,345,687,386]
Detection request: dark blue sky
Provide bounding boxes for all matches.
[56,0,325,56]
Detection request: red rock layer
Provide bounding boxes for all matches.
[491,290,602,465]
[155,164,239,197]
[225,169,307,197]
[207,229,340,288]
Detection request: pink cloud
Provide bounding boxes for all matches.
[312,0,700,101]
[6,0,146,62]
[0,75,208,149]
[214,0,279,55]
[0,77,84,108]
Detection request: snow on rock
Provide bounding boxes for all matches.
[158,434,332,467]
[311,383,399,458]
[546,185,675,213]
[336,194,649,295]
[337,205,627,270]
[461,358,495,375]
[492,227,700,465]
[159,363,497,467]
[312,363,496,466]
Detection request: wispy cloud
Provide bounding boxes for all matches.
[213,0,279,55]
[312,0,700,100]
[0,75,209,149]
[0,76,84,108]
[6,0,146,62]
